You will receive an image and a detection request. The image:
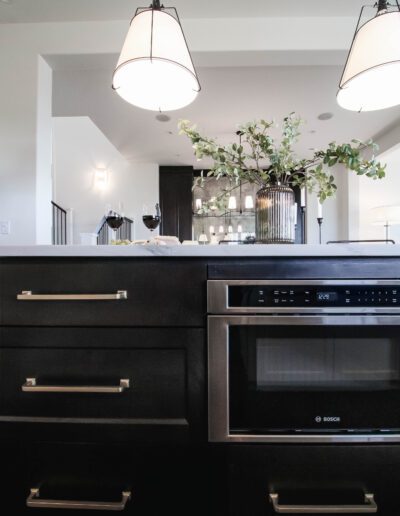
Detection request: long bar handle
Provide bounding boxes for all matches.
[22,378,130,394]
[269,493,378,514]
[17,290,128,301]
[27,488,131,511]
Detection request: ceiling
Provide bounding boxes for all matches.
[0,0,367,23]
[52,57,400,168]
[5,0,399,170]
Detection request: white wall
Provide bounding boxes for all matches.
[0,21,128,244]
[53,117,158,243]
[36,56,53,244]
[0,17,394,245]
[305,165,350,244]
[357,145,400,243]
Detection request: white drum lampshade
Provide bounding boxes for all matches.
[113,2,200,111]
[371,205,400,241]
[371,205,400,225]
[337,3,400,112]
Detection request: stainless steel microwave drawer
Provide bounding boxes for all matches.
[0,259,206,327]
[0,328,205,438]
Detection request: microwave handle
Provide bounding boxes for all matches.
[269,493,377,514]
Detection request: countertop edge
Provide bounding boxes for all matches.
[0,244,400,258]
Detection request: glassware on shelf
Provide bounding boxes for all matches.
[198,232,208,244]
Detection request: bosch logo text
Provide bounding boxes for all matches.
[315,416,341,423]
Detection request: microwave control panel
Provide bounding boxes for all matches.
[228,285,400,308]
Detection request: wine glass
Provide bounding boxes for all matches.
[105,204,124,231]
[142,203,161,235]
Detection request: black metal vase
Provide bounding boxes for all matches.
[255,184,295,244]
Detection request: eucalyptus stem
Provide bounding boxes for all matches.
[178,114,386,206]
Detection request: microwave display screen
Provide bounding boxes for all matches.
[316,291,338,302]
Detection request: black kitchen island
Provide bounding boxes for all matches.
[1,244,400,515]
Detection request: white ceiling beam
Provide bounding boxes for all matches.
[185,17,356,52]
[0,16,356,57]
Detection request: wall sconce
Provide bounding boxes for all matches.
[195,198,202,210]
[95,167,109,191]
[245,195,254,210]
[228,196,237,210]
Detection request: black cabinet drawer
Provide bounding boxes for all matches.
[7,442,210,516]
[228,445,400,516]
[0,328,205,442]
[0,258,206,327]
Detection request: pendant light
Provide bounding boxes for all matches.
[113,0,201,111]
[337,0,400,111]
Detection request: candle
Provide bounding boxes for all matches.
[293,203,298,225]
[300,188,306,207]
[318,200,323,218]
[195,198,202,210]
[209,225,215,234]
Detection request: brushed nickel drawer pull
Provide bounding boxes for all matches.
[17,290,128,301]
[22,378,130,393]
[269,493,377,514]
[27,488,131,511]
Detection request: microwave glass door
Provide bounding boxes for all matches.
[228,323,400,434]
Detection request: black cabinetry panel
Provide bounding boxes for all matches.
[0,327,206,443]
[208,257,400,280]
[3,442,212,516]
[0,258,206,327]
[228,445,400,516]
[159,166,193,242]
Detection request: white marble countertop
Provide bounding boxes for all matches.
[0,244,399,257]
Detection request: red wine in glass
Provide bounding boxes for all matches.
[106,213,123,231]
[142,203,161,232]
[142,215,161,231]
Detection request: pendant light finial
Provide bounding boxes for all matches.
[112,2,201,112]
[377,0,388,12]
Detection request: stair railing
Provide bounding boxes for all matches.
[51,201,67,245]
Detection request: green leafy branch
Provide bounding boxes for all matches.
[179,114,386,206]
